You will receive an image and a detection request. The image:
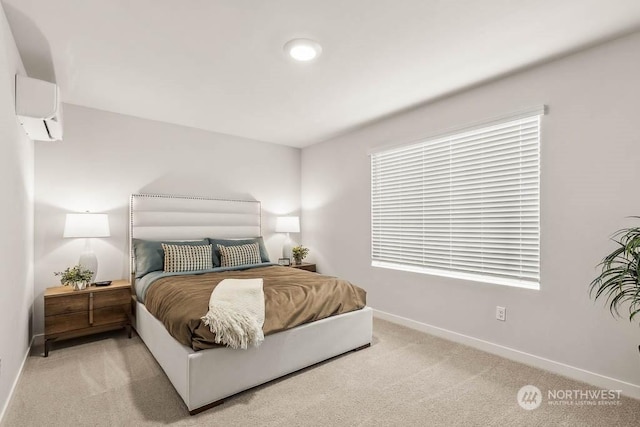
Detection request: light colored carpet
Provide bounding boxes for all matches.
[3,319,639,426]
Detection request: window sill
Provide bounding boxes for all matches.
[371,261,540,290]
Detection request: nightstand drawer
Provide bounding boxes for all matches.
[291,263,317,272]
[45,293,88,316]
[93,304,129,326]
[45,312,90,335]
[94,289,130,308]
[45,304,130,335]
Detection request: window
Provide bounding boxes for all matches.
[371,107,543,289]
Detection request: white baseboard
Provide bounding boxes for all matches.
[373,309,640,400]
[0,335,35,424]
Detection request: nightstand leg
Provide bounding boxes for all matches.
[44,339,51,357]
[126,324,132,339]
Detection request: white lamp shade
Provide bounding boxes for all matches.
[275,216,300,233]
[63,213,111,238]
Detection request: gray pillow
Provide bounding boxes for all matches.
[133,238,208,278]
[207,237,270,267]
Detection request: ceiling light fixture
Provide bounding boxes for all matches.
[284,39,322,62]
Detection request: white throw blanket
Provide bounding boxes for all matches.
[201,278,265,350]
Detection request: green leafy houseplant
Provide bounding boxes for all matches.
[590,224,640,327]
[291,246,309,265]
[55,265,94,291]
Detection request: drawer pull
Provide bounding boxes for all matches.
[89,292,94,325]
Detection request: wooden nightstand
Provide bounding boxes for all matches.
[291,263,317,272]
[44,280,132,357]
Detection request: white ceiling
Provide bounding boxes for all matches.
[3,1,640,147]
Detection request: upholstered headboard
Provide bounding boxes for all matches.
[129,193,262,277]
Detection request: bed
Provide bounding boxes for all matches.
[129,193,373,414]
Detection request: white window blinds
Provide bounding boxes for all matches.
[371,110,542,289]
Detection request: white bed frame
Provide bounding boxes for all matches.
[130,194,373,414]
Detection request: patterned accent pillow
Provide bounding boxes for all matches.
[161,243,213,272]
[207,237,270,267]
[217,242,262,267]
[133,239,208,278]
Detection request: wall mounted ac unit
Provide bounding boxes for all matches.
[15,75,63,141]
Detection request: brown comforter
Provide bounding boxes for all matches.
[144,265,367,350]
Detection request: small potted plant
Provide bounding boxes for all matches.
[291,246,309,265]
[55,265,94,291]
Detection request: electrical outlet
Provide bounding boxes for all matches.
[496,306,506,321]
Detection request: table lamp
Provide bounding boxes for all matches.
[275,216,300,260]
[63,212,110,283]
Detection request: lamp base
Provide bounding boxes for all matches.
[79,251,98,283]
[283,233,293,259]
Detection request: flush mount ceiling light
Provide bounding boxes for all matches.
[284,38,322,62]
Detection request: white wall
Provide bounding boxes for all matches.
[33,104,301,335]
[302,31,640,392]
[0,3,33,420]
